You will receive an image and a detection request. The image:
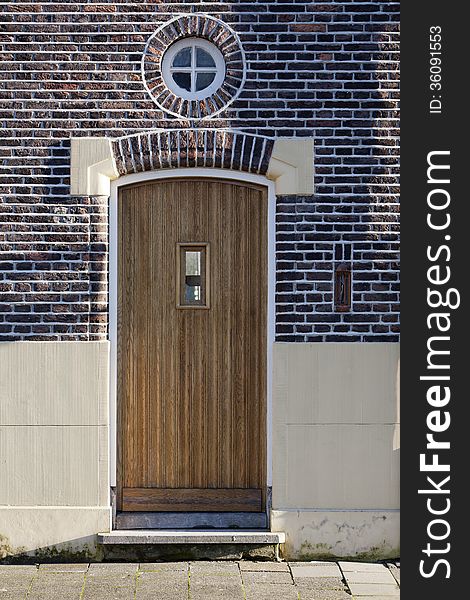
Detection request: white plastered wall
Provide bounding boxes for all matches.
[271,342,400,560]
[0,342,111,558]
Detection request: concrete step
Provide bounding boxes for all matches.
[98,530,284,545]
[97,530,285,561]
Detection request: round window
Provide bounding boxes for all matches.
[142,14,246,119]
[161,38,226,101]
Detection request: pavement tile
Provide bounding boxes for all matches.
[189,562,239,574]
[344,570,396,585]
[189,582,244,600]
[353,597,402,600]
[38,563,88,573]
[0,584,31,596]
[242,570,293,585]
[0,571,36,584]
[386,564,400,585]
[88,563,138,575]
[240,561,290,571]
[0,573,35,597]
[136,589,189,600]
[82,585,135,600]
[188,574,240,588]
[244,582,299,600]
[33,572,85,583]
[295,577,346,591]
[289,562,329,568]
[28,579,85,600]
[84,575,136,586]
[138,571,188,583]
[189,562,240,587]
[82,566,137,600]
[85,578,136,587]
[139,569,185,578]
[291,564,342,578]
[139,562,188,572]
[136,590,188,600]
[82,575,136,600]
[347,582,400,596]
[339,562,387,573]
[136,572,188,600]
[0,566,38,574]
[298,591,351,600]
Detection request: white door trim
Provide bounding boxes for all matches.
[108,168,276,496]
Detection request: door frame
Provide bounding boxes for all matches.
[108,168,276,509]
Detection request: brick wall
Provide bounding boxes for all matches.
[0,1,400,341]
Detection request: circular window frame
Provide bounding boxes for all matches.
[141,14,246,120]
[162,38,226,101]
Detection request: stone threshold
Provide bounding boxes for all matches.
[98,530,285,545]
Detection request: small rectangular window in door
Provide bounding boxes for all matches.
[176,243,210,309]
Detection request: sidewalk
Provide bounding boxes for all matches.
[0,560,400,599]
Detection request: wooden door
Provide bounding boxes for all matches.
[117,178,267,513]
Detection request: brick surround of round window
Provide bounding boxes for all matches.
[142,14,246,120]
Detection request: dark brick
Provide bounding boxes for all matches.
[0,2,399,343]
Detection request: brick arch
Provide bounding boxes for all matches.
[111,130,275,177]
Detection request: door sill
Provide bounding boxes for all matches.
[98,529,285,561]
[99,530,284,544]
[115,511,268,530]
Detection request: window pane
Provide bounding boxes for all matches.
[185,251,201,276]
[185,251,201,303]
[196,47,216,68]
[185,279,201,303]
[195,72,216,91]
[178,245,209,308]
[172,72,191,92]
[172,47,192,68]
